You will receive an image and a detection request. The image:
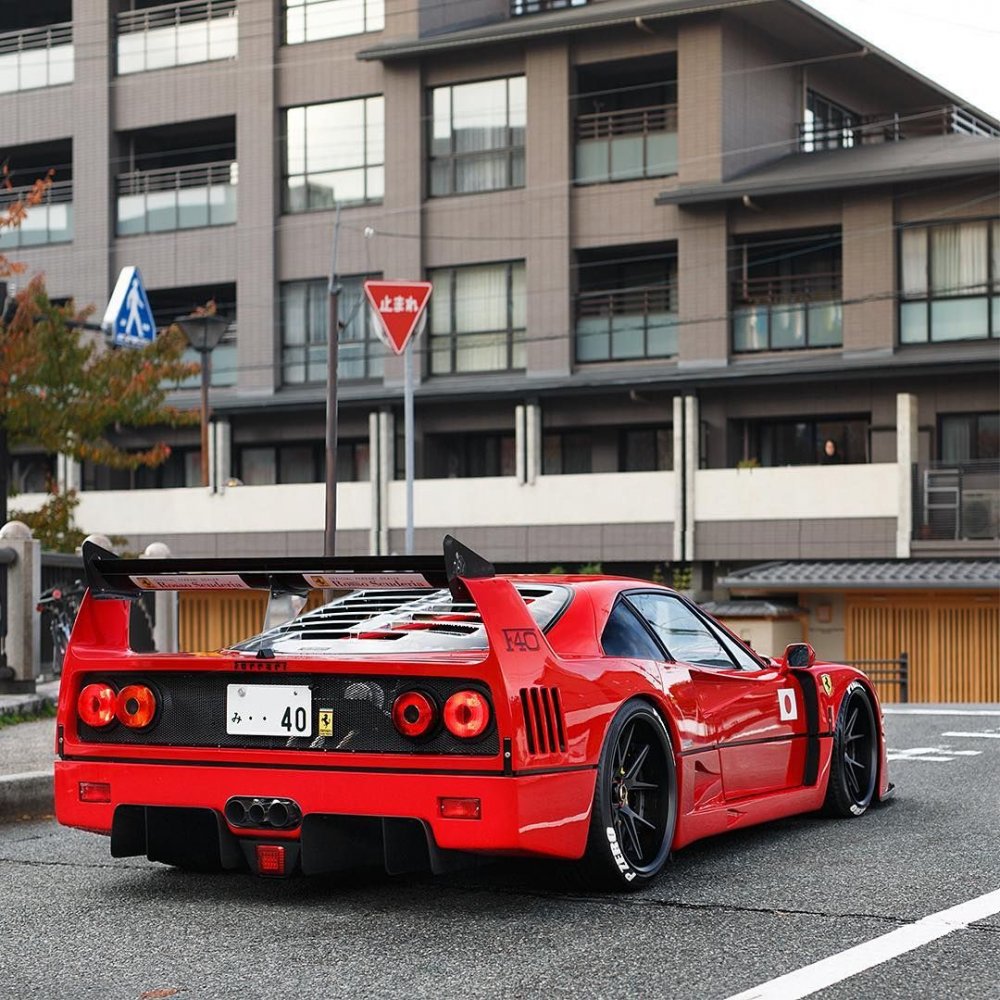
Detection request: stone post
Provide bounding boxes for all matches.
[142,542,178,653]
[0,521,41,693]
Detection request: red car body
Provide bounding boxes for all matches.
[55,537,890,887]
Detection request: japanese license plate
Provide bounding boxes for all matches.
[226,684,312,737]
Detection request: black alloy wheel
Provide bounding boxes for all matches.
[823,680,879,817]
[579,700,677,890]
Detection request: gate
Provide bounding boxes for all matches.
[846,592,999,702]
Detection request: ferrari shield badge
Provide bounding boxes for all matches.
[821,673,833,696]
[318,710,334,737]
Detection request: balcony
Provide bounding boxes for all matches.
[575,104,678,185]
[799,104,1000,152]
[511,0,587,13]
[116,0,237,76]
[0,180,73,248]
[0,22,72,93]
[117,161,237,236]
[916,461,1000,542]
[732,273,842,353]
[576,285,677,362]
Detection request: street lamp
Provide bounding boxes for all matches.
[174,312,228,488]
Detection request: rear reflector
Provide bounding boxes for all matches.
[256,844,286,876]
[439,797,481,820]
[78,782,111,803]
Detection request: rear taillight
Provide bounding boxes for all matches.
[392,691,437,738]
[78,683,117,728]
[115,684,157,729]
[443,691,491,739]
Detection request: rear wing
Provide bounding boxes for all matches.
[82,534,494,601]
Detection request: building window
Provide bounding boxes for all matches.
[285,0,384,43]
[281,276,384,385]
[428,261,526,374]
[939,413,1000,463]
[9,453,56,494]
[900,219,1000,344]
[512,0,587,14]
[621,426,672,471]
[81,448,201,491]
[236,440,369,484]
[283,96,384,212]
[0,21,73,93]
[429,77,526,197]
[801,90,857,151]
[424,433,515,478]
[576,244,677,362]
[731,231,842,352]
[733,417,869,467]
[543,432,592,474]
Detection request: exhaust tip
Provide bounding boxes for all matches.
[267,800,289,828]
[224,798,247,826]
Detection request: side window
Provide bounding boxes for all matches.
[627,593,739,668]
[601,600,664,661]
[713,625,764,670]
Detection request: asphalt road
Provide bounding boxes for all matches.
[0,708,997,1000]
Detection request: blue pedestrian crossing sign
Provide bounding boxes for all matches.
[102,266,156,347]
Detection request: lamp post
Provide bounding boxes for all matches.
[175,313,228,488]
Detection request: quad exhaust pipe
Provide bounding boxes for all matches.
[225,796,302,830]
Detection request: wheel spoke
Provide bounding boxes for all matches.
[623,804,656,831]
[846,705,859,738]
[845,753,862,771]
[625,743,650,783]
[628,778,659,792]
[845,760,860,795]
[617,722,635,775]
[619,809,643,861]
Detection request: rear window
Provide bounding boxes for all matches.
[231,585,570,655]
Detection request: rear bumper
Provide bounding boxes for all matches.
[55,759,596,861]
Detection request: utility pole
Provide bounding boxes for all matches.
[324,206,342,558]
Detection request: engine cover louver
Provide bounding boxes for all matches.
[520,686,566,755]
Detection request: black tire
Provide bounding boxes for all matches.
[823,680,878,818]
[577,700,677,891]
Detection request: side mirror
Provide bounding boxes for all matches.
[781,642,816,669]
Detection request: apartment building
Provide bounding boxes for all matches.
[6,0,999,691]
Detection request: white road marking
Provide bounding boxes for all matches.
[886,746,983,763]
[723,887,1000,1000]
[940,731,1000,739]
[883,709,1000,717]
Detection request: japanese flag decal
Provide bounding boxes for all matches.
[777,687,798,721]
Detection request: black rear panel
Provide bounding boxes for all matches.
[77,672,498,756]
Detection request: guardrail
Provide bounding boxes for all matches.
[117,0,236,34]
[116,160,235,196]
[846,653,909,703]
[799,105,1000,150]
[0,21,73,93]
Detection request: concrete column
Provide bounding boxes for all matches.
[525,402,541,485]
[677,207,729,366]
[57,454,81,493]
[896,392,918,558]
[672,397,685,561]
[0,522,41,691]
[368,411,381,555]
[843,193,895,355]
[515,405,526,485]
[684,395,699,562]
[142,542,178,653]
[377,410,394,555]
[210,419,232,493]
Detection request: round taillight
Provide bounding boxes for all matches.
[116,684,157,729]
[443,691,491,739]
[392,691,437,738]
[78,683,117,728]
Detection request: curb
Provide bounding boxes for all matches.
[0,772,54,821]
[0,695,52,720]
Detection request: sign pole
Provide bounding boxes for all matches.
[404,338,415,555]
[324,205,342,558]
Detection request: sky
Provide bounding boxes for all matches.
[803,0,1000,119]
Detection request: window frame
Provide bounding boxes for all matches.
[283,0,384,45]
[281,95,384,213]
[427,75,526,198]
[898,217,1000,345]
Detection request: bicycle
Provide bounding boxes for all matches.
[36,581,85,677]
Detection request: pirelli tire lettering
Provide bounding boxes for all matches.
[606,826,637,881]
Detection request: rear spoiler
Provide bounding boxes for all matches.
[82,535,495,601]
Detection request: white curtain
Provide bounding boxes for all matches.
[932,222,987,296]
[900,228,927,298]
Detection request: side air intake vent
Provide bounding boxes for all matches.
[520,687,566,755]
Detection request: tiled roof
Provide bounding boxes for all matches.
[718,559,1000,590]
[700,600,806,618]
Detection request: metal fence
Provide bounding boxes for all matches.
[845,653,910,704]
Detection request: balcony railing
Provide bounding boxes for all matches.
[117,160,237,235]
[0,180,73,248]
[0,22,73,93]
[116,0,237,75]
[732,272,842,352]
[575,103,678,184]
[915,461,1000,542]
[576,284,677,362]
[799,104,1000,151]
[511,0,587,14]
